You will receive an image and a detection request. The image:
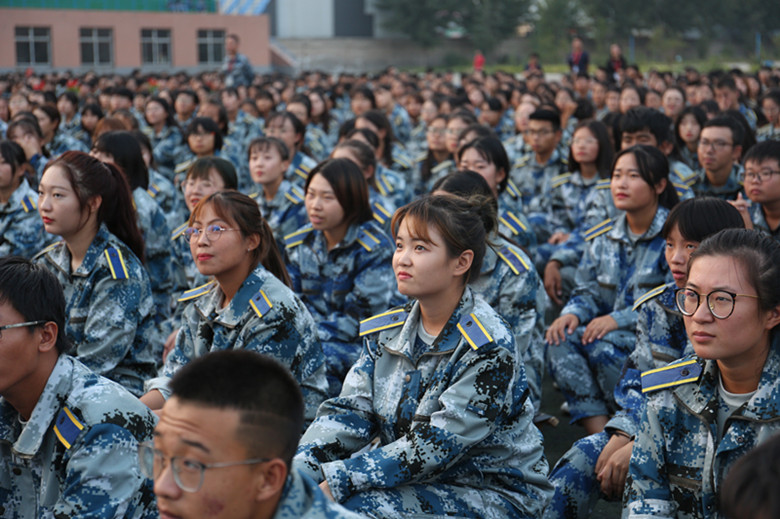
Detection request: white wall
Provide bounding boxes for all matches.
[276,0,333,38]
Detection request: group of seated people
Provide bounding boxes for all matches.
[1,61,780,518]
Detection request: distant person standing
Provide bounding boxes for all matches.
[473,49,486,73]
[567,37,589,75]
[605,43,627,83]
[525,52,544,76]
[222,34,254,89]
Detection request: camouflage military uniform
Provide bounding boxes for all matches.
[547,208,670,423]
[748,202,780,242]
[35,224,159,396]
[0,178,55,258]
[46,130,89,157]
[691,164,744,200]
[274,469,365,519]
[375,164,411,210]
[471,235,547,413]
[510,149,568,243]
[284,221,399,388]
[146,168,179,224]
[293,288,553,518]
[249,180,309,246]
[756,123,780,142]
[0,355,158,518]
[133,187,177,324]
[503,133,532,167]
[545,283,693,519]
[144,125,183,178]
[411,155,454,197]
[146,264,329,425]
[285,151,319,188]
[388,104,412,146]
[624,335,780,518]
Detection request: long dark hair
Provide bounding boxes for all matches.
[92,131,149,190]
[44,151,146,262]
[304,158,373,227]
[357,110,395,167]
[189,191,291,287]
[568,119,615,178]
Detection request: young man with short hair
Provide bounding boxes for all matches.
[694,116,745,200]
[0,256,157,517]
[148,350,361,519]
[730,140,780,240]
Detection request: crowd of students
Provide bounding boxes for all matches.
[1,57,780,518]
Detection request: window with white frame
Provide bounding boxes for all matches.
[140,28,172,66]
[197,29,225,65]
[80,28,113,67]
[15,26,51,67]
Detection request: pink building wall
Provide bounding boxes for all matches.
[0,9,270,70]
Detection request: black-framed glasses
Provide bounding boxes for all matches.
[137,442,269,493]
[674,288,759,319]
[740,169,780,183]
[182,225,240,242]
[0,320,46,339]
[697,139,733,151]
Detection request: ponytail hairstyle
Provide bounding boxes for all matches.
[432,170,498,235]
[612,144,679,210]
[332,139,378,190]
[92,131,150,190]
[188,191,291,287]
[305,158,373,227]
[690,228,780,318]
[391,194,495,285]
[44,151,145,262]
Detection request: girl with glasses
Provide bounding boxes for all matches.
[545,198,744,519]
[624,228,780,518]
[142,190,329,427]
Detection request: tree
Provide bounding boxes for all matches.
[374,0,529,53]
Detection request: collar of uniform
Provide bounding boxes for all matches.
[608,206,669,243]
[194,264,268,328]
[309,221,362,254]
[657,282,682,314]
[383,287,478,360]
[262,179,296,211]
[0,177,35,213]
[2,355,74,457]
[480,239,500,274]
[674,335,780,422]
[46,223,112,278]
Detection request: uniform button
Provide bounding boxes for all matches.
[404,374,411,382]
[736,436,745,444]
[12,467,21,476]
[466,320,473,326]
[392,315,399,321]
[681,369,689,377]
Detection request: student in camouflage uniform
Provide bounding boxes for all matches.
[331,139,398,235]
[91,131,178,326]
[34,104,90,157]
[284,159,399,392]
[148,350,362,519]
[546,145,678,436]
[141,97,182,177]
[0,140,54,258]
[266,111,319,189]
[412,113,455,197]
[143,191,329,426]
[545,198,745,519]
[35,152,159,396]
[6,117,50,181]
[433,171,547,414]
[729,140,780,241]
[0,257,158,518]
[693,116,745,200]
[624,229,780,518]
[294,195,553,518]
[246,137,308,245]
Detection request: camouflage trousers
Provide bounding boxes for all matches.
[546,329,635,422]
